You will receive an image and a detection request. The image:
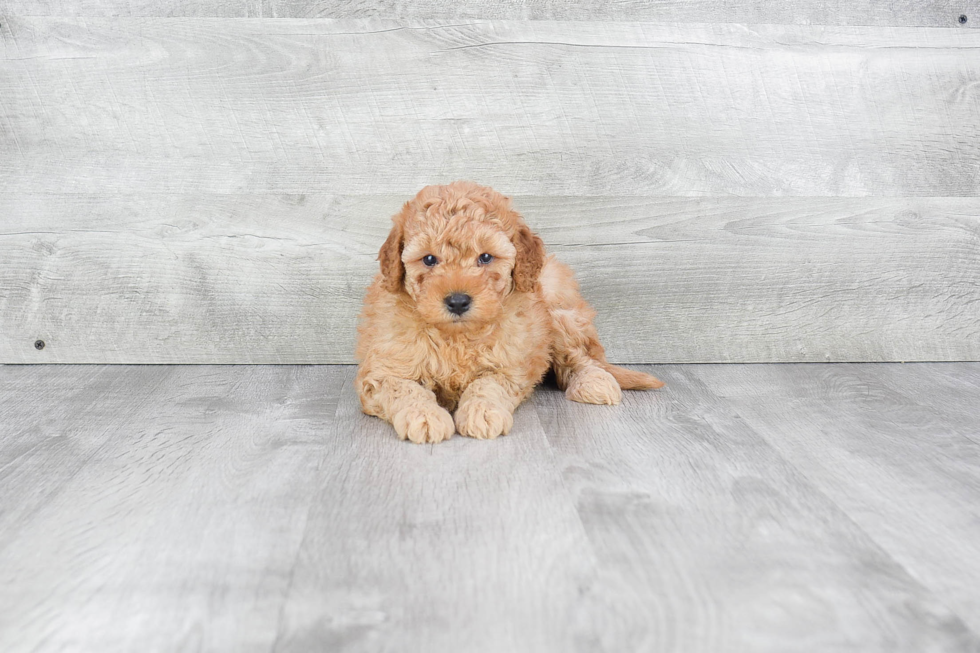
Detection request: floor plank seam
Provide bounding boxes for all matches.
[268,366,356,653]
[723,406,980,641]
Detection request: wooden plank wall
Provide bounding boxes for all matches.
[1,4,978,363]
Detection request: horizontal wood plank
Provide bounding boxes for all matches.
[2,194,977,363]
[2,19,979,196]
[1,0,977,27]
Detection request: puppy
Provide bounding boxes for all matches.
[356,181,664,443]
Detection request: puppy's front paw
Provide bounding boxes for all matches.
[454,399,514,440]
[392,404,455,444]
[566,366,622,405]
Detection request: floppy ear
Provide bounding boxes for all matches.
[512,224,545,293]
[378,222,405,293]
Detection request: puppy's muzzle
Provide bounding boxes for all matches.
[444,292,472,316]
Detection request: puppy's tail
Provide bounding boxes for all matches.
[600,362,665,390]
[539,258,664,392]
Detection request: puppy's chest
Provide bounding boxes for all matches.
[421,339,496,408]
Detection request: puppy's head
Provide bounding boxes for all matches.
[377,181,545,330]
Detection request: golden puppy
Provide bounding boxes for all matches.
[356,181,664,443]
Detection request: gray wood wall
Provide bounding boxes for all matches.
[1,3,978,363]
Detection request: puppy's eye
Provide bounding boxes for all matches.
[422,254,438,267]
[478,253,494,265]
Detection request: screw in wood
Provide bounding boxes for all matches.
[34,340,45,350]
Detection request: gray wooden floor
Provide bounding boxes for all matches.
[1,364,979,652]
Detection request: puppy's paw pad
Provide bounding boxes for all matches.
[454,400,513,440]
[392,405,455,444]
[566,367,622,405]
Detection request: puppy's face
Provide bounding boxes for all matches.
[402,217,516,329]
[377,182,545,332]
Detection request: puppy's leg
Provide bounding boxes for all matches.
[540,258,664,405]
[454,375,530,440]
[357,372,455,444]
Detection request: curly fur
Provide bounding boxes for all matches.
[356,181,664,443]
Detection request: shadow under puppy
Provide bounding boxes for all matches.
[356,181,663,443]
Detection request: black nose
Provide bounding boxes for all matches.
[444,292,472,316]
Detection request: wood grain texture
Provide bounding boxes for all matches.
[2,19,979,197]
[2,194,977,363]
[4,363,980,651]
[0,365,349,652]
[534,365,980,651]
[272,372,598,653]
[696,362,980,635]
[863,363,980,438]
[0,366,171,540]
[1,0,977,27]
